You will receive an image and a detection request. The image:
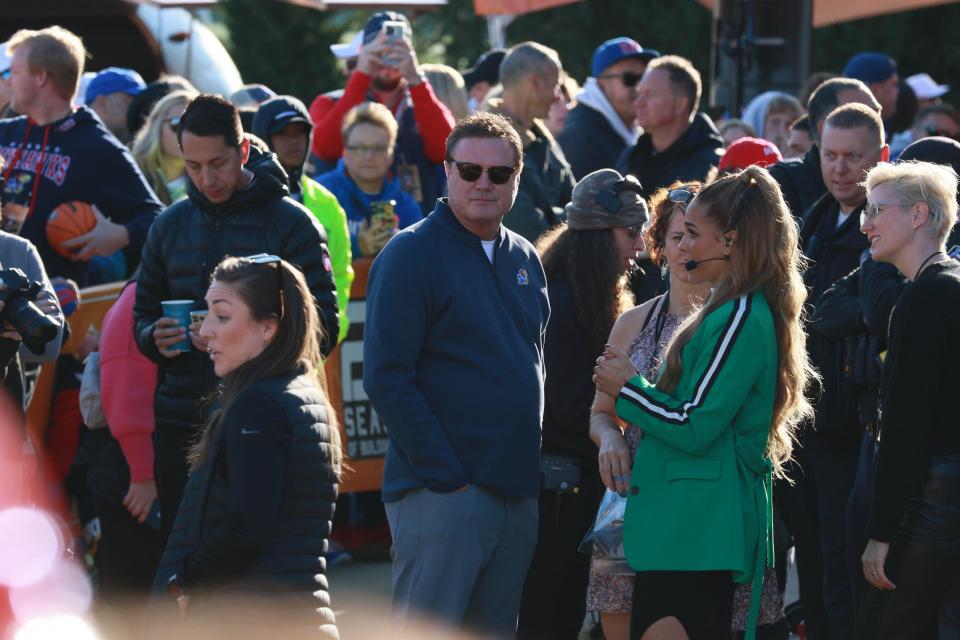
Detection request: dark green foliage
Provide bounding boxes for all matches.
[215,0,959,113]
[812,4,960,105]
[217,0,345,103]
[414,0,712,85]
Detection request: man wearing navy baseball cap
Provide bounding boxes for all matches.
[843,52,900,123]
[557,37,659,179]
[86,67,146,143]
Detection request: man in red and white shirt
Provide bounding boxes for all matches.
[309,12,454,215]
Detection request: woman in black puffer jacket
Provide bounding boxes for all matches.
[153,254,342,639]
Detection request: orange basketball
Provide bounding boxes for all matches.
[46,201,97,258]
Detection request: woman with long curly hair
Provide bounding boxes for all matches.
[586,181,711,640]
[131,90,197,205]
[517,169,646,639]
[595,166,816,640]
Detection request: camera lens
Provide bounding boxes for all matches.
[5,297,59,355]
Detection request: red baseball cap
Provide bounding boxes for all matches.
[718,137,783,172]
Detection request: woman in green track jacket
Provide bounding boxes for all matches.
[594,166,816,640]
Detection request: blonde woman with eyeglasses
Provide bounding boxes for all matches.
[855,160,960,640]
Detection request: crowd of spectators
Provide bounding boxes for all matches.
[1,11,959,640]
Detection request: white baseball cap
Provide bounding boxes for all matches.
[907,73,950,100]
[330,31,363,60]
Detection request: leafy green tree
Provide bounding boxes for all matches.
[218,0,346,104]
[812,3,960,106]
[414,0,712,84]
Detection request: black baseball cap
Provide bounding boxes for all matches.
[363,11,410,45]
[463,49,506,90]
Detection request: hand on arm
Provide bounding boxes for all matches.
[594,344,639,398]
[613,298,766,455]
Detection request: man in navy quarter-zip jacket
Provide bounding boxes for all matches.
[364,112,549,637]
[133,95,338,542]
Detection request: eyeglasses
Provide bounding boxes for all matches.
[598,71,643,88]
[165,115,182,130]
[668,188,695,209]
[860,201,911,226]
[449,161,517,185]
[246,253,284,319]
[345,144,390,156]
[0,69,10,81]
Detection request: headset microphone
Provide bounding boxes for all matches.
[684,256,730,271]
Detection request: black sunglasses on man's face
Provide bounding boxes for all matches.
[599,71,643,88]
[449,161,517,185]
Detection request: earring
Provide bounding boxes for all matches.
[724,238,734,247]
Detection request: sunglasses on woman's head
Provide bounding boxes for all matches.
[245,254,285,319]
[668,188,695,209]
[165,115,182,130]
[450,161,517,185]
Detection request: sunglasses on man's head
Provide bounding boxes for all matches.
[166,115,182,130]
[599,71,643,88]
[450,161,517,185]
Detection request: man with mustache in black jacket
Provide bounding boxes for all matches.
[134,95,338,539]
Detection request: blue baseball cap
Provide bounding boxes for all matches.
[85,67,146,104]
[843,52,897,84]
[592,37,660,78]
[363,11,410,45]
